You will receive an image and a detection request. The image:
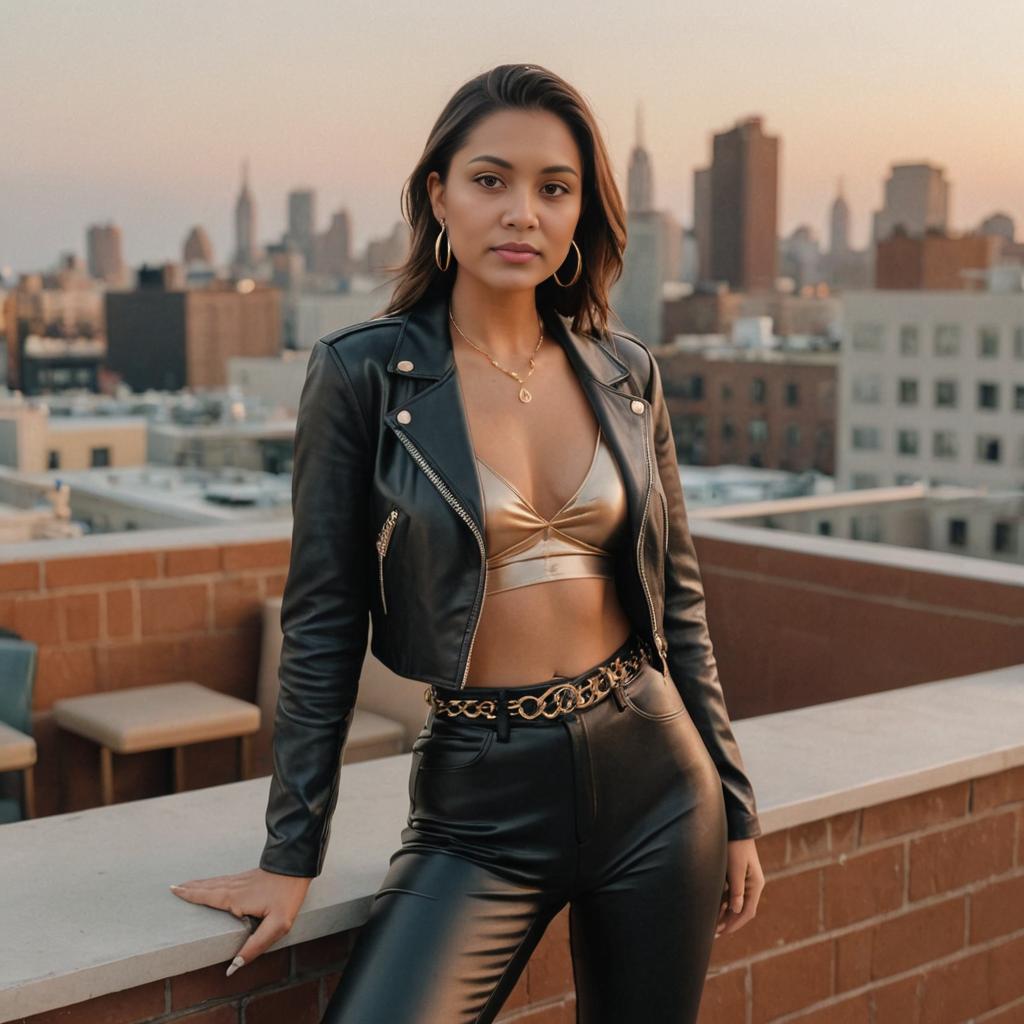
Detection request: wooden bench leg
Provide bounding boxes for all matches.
[238,734,252,781]
[22,766,36,819]
[100,746,114,805]
[173,746,185,793]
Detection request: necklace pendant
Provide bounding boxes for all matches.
[518,386,532,403]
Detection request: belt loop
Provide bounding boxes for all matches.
[496,689,511,742]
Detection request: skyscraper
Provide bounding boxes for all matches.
[692,167,712,282]
[234,159,258,271]
[627,102,654,213]
[710,115,780,292]
[86,222,125,284]
[183,226,214,265]
[287,189,316,270]
[871,162,950,243]
[829,178,851,256]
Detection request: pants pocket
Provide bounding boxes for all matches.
[621,665,688,722]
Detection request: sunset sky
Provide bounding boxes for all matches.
[3,0,1022,274]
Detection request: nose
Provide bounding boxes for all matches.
[501,186,540,231]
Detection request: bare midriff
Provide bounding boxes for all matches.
[454,326,634,689]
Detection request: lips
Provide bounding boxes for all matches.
[493,244,539,253]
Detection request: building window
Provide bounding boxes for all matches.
[898,379,919,405]
[933,430,958,458]
[978,325,1000,358]
[750,378,766,402]
[47,450,60,469]
[690,374,705,400]
[977,382,999,411]
[722,418,735,441]
[785,423,801,447]
[852,373,882,403]
[721,382,733,400]
[933,324,961,357]
[975,435,1001,463]
[994,520,1017,554]
[817,521,833,535]
[852,322,884,352]
[897,429,919,455]
[948,519,967,547]
[749,419,769,443]
[895,472,920,485]
[851,472,880,489]
[1015,385,1024,411]
[1015,326,1024,359]
[935,380,958,408]
[90,446,111,467]
[898,324,920,356]
[852,426,881,450]
[784,381,800,406]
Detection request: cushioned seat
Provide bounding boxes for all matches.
[52,683,261,805]
[0,720,36,772]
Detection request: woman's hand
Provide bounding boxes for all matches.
[170,868,313,974]
[714,838,764,938]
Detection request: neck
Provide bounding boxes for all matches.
[448,274,544,362]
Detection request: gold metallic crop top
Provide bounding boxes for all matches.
[475,426,629,595]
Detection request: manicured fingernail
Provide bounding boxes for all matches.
[226,956,245,977]
[170,885,182,892]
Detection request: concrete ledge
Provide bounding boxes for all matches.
[1,663,1023,1021]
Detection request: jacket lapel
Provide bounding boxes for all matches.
[382,289,651,542]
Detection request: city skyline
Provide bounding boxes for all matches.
[3,0,1022,273]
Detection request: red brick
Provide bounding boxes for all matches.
[0,560,40,592]
[788,820,829,864]
[990,934,1024,1006]
[870,895,965,978]
[970,873,1024,943]
[263,572,288,598]
[213,576,262,630]
[244,977,319,1024]
[710,867,821,963]
[13,595,61,644]
[871,974,922,1024]
[165,546,221,577]
[104,637,192,689]
[823,844,904,929]
[45,551,160,588]
[59,592,101,643]
[175,1003,240,1023]
[786,992,871,1023]
[139,583,208,635]
[699,965,747,1024]
[919,948,994,1023]
[220,540,290,572]
[978,999,1024,1023]
[34,645,98,708]
[835,926,872,993]
[170,947,289,1009]
[20,979,165,1023]
[751,939,833,1023]
[909,813,1016,900]
[830,811,860,854]
[104,587,135,639]
[974,766,1024,813]
[861,781,969,843]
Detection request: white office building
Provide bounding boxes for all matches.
[838,287,1024,490]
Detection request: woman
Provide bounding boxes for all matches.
[171,62,765,1023]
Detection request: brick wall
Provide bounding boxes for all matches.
[15,764,1023,1024]
[0,538,290,815]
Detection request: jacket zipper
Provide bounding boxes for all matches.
[392,428,487,689]
[375,508,399,614]
[636,402,670,675]
[661,489,669,554]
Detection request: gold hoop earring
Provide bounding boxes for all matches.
[434,218,452,272]
[552,239,582,287]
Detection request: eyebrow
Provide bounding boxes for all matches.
[467,154,579,178]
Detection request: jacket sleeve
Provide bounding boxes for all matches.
[644,346,763,841]
[259,339,372,877]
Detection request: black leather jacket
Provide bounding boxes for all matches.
[260,287,762,878]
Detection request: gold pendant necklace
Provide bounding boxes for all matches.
[449,306,544,404]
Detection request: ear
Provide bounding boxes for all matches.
[425,171,445,224]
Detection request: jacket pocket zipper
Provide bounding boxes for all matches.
[375,508,400,614]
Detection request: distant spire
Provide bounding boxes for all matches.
[635,101,644,147]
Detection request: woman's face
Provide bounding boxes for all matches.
[427,108,584,292]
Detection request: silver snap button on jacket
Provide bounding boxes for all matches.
[396,409,412,424]
[630,399,645,414]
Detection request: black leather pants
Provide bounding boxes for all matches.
[321,634,729,1023]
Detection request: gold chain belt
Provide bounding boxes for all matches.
[425,637,650,722]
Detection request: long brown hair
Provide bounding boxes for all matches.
[375,63,627,340]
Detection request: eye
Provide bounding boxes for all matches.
[474,174,503,189]
[542,182,571,197]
